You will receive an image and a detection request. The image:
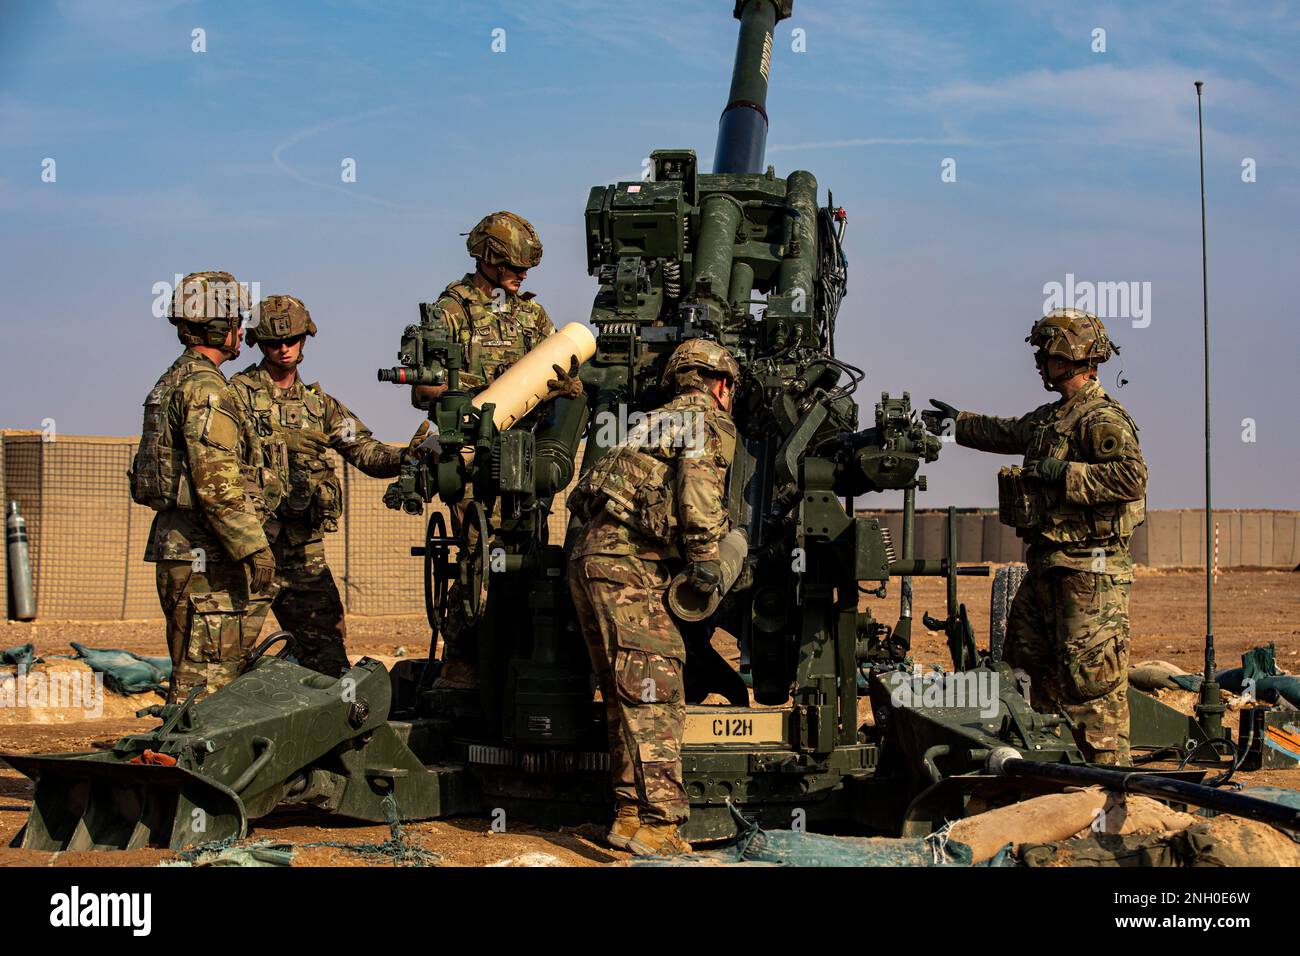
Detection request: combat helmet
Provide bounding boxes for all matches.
[466,211,543,268]
[662,338,741,395]
[246,295,318,346]
[168,271,249,350]
[1028,308,1117,386]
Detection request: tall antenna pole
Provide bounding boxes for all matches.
[1193,80,1224,746]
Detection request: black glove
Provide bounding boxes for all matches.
[244,547,276,593]
[921,399,960,436]
[687,560,722,594]
[285,427,330,457]
[1032,456,1068,483]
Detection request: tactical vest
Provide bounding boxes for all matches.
[437,279,547,389]
[570,445,677,545]
[234,371,341,536]
[129,355,212,510]
[997,389,1145,546]
[130,357,279,519]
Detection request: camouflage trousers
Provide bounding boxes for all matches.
[156,559,275,703]
[569,552,688,825]
[1005,565,1132,765]
[268,537,350,677]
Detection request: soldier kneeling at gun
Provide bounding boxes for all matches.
[567,339,740,856]
[922,308,1147,766]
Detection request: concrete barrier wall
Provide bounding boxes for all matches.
[4,431,1297,620]
[855,508,1300,571]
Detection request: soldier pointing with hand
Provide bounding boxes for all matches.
[922,308,1146,766]
[230,295,422,676]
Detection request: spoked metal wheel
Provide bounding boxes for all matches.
[458,499,492,626]
[422,511,453,635]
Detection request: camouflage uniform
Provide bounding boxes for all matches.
[426,212,558,688]
[951,313,1146,765]
[131,273,278,702]
[428,274,555,391]
[568,348,738,829]
[230,302,403,676]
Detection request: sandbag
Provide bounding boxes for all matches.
[948,787,1109,863]
[1069,794,1198,839]
[1177,815,1300,867]
[69,641,171,695]
[0,643,40,676]
[1129,660,1187,691]
[1022,832,1181,867]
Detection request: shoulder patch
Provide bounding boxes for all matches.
[1085,420,1126,460]
[200,394,241,451]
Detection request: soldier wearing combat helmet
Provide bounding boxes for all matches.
[130,271,279,702]
[922,308,1147,765]
[230,295,427,676]
[423,211,582,690]
[567,339,740,856]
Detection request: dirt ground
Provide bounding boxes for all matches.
[2,566,1297,867]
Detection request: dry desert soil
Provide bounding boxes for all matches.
[2,566,1297,867]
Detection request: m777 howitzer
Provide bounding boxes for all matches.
[5,0,1254,853]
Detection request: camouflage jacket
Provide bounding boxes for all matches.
[229,365,402,545]
[956,378,1146,574]
[571,390,737,563]
[138,350,272,564]
[430,273,555,390]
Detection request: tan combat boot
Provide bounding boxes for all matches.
[627,822,692,857]
[606,803,641,851]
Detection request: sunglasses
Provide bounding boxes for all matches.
[261,334,305,349]
[501,263,530,275]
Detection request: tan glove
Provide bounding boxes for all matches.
[403,420,437,462]
[544,355,584,401]
[244,547,276,593]
[285,427,330,457]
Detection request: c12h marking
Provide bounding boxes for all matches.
[712,717,754,737]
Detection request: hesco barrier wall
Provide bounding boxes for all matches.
[2,431,1297,620]
[1,431,578,621]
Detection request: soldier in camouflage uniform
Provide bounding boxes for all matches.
[230,295,415,676]
[567,340,740,856]
[419,211,581,690]
[131,272,279,703]
[923,309,1146,765]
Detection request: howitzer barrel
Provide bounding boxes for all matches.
[987,748,1300,832]
[713,0,791,173]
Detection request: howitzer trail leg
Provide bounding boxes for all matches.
[271,539,349,677]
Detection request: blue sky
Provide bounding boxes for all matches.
[2,0,1297,508]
